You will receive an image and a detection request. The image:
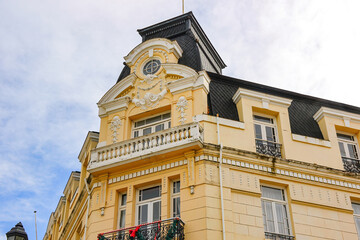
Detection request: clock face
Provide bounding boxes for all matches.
[143,59,161,75]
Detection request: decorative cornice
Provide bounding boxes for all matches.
[163,65,210,95]
[232,88,292,109]
[98,73,136,105]
[313,107,360,126]
[78,131,99,163]
[162,63,198,78]
[292,134,331,147]
[195,154,360,191]
[124,38,183,66]
[98,96,131,118]
[193,114,245,129]
[101,159,188,186]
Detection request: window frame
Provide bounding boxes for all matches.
[337,132,359,160]
[352,202,360,239]
[260,185,292,238]
[132,112,171,138]
[117,192,127,229]
[171,180,181,218]
[141,57,162,76]
[135,185,162,225]
[253,114,279,144]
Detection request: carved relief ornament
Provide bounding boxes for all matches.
[110,116,122,143]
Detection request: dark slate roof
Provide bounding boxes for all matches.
[117,12,226,83]
[207,72,360,139]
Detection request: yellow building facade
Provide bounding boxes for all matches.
[44,12,360,240]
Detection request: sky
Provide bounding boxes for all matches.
[0,0,360,239]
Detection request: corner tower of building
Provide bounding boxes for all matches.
[118,12,226,82]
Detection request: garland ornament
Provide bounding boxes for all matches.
[176,96,188,124]
[109,116,122,143]
[132,89,167,110]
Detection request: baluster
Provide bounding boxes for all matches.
[98,152,102,161]
[176,130,180,141]
[121,146,125,156]
[166,133,170,143]
[171,132,175,142]
[185,127,189,138]
[136,141,140,151]
[180,130,184,140]
[161,134,164,145]
[152,137,156,147]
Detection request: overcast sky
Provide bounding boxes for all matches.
[1,1,360,239]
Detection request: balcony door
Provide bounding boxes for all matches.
[133,113,171,138]
[137,186,161,225]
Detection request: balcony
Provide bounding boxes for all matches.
[265,232,294,240]
[342,157,360,173]
[256,140,282,158]
[88,122,203,172]
[97,218,185,240]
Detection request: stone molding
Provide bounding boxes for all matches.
[314,106,360,126]
[233,87,292,109]
[124,38,183,66]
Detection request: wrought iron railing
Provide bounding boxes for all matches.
[342,157,360,173]
[265,232,294,240]
[97,218,185,240]
[256,139,282,158]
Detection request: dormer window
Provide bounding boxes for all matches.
[254,115,281,157]
[337,133,360,173]
[133,113,171,138]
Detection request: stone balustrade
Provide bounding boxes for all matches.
[88,122,203,172]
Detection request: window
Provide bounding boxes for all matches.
[352,203,360,239]
[254,115,281,157]
[137,186,161,225]
[337,133,360,173]
[143,59,161,75]
[133,113,171,138]
[172,181,180,218]
[261,186,292,240]
[118,193,127,229]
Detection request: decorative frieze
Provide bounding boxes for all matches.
[107,159,187,185]
[195,154,360,191]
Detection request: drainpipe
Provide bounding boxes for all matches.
[84,178,94,239]
[216,114,226,240]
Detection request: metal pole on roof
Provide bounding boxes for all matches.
[34,210,38,240]
[182,0,184,14]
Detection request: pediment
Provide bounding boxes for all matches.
[124,38,183,67]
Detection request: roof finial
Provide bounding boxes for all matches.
[182,0,185,14]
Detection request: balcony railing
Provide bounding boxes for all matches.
[265,232,294,240]
[97,218,185,240]
[342,157,360,173]
[256,139,282,158]
[88,122,203,171]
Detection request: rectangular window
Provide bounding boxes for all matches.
[118,193,127,229]
[254,115,281,157]
[352,203,360,239]
[261,186,292,240]
[132,113,171,138]
[172,181,180,218]
[337,133,360,173]
[137,186,161,225]
[338,133,359,159]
